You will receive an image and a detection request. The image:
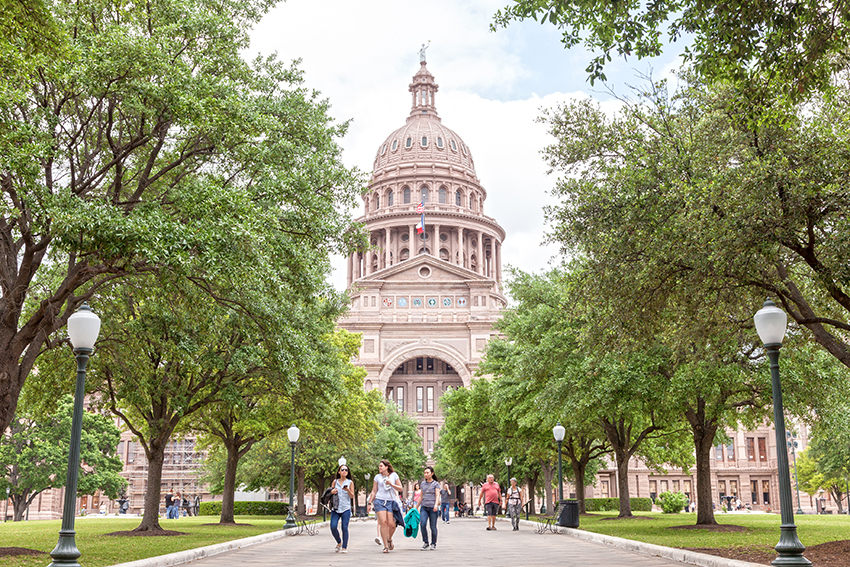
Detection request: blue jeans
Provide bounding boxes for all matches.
[440,502,450,522]
[420,506,439,545]
[330,509,351,549]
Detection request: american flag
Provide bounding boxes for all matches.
[416,202,424,214]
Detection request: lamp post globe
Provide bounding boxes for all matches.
[505,457,512,483]
[283,425,300,530]
[753,299,810,566]
[48,303,101,567]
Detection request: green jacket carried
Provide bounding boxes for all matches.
[404,507,420,538]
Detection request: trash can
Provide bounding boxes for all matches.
[557,499,579,528]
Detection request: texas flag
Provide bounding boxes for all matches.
[416,202,425,233]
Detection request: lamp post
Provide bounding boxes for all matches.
[48,303,101,567]
[786,432,804,515]
[505,457,512,483]
[754,299,811,566]
[283,425,300,530]
[552,423,565,503]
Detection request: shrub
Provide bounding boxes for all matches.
[199,501,289,516]
[584,497,652,512]
[656,491,689,514]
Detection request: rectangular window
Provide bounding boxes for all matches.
[718,480,726,498]
[601,480,610,498]
[673,480,680,493]
[660,480,668,493]
[758,437,768,461]
[396,387,404,412]
[684,480,691,499]
[387,387,394,403]
[730,480,738,496]
[726,441,735,461]
[715,445,724,461]
[426,358,434,371]
[116,441,125,461]
[751,481,759,504]
[416,358,423,371]
[416,386,424,412]
[649,480,657,501]
[427,428,434,453]
[762,480,771,504]
[426,386,434,412]
[747,437,756,461]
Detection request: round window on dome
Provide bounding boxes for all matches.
[437,137,443,148]
[421,136,427,147]
[406,137,412,148]
[392,140,398,151]
[450,140,457,151]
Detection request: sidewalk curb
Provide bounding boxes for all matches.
[107,521,331,567]
[501,517,765,567]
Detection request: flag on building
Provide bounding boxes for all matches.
[416,202,424,233]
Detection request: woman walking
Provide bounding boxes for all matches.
[506,477,523,531]
[330,463,355,553]
[440,481,451,523]
[416,466,441,550]
[368,459,402,553]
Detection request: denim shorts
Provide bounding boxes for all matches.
[484,502,499,516]
[373,498,393,513]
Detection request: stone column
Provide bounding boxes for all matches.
[458,228,464,267]
[385,227,390,268]
[409,225,415,256]
[434,224,441,258]
[495,240,502,283]
[477,231,484,274]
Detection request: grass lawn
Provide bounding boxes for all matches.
[550,511,850,550]
[0,514,301,567]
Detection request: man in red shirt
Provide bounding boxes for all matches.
[477,474,501,531]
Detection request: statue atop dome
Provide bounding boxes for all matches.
[418,41,430,62]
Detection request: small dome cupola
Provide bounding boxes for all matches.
[409,61,439,120]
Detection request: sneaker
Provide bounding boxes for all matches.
[486,527,492,531]
[430,544,437,550]
[492,526,498,530]
[335,543,341,553]
[421,543,430,551]
[341,549,348,554]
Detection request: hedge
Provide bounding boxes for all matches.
[199,501,289,516]
[584,497,653,512]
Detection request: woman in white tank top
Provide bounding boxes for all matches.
[367,459,403,553]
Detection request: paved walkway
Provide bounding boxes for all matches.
[165,515,754,567]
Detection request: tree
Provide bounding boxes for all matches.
[0,395,125,521]
[492,0,850,102]
[541,73,850,374]
[0,0,364,435]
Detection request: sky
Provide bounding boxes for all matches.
[248,0,688,293]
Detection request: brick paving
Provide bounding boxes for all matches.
[178,515,708,567]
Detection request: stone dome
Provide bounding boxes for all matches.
[372,62,476,175]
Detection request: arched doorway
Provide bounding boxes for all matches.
[385,356,464,455]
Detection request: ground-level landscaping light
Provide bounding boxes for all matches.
[754,299,811,567]
[283,425,300,530]
[48,303,101,567]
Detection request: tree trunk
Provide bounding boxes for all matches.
[296,466,306,516]
[685,400,718,525]
[614,447,633,518]
[12,495,28,521]
[134,449,165,532]
[526,470,538,515]
[571,460,587,513]
[219,439,239,524]
[541,460,554,514]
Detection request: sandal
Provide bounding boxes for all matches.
[388,540,394,550]
[383,548,389,553]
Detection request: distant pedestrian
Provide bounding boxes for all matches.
[164,491,174,519]
[170,492,181,519]
[368,459,403,553]
[477,474,501,531]
[506,478,523,530]
[440,481,451,523]
[330,463,355,554]
[416,466,441,550]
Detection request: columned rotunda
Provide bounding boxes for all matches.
[340,59,506,453]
